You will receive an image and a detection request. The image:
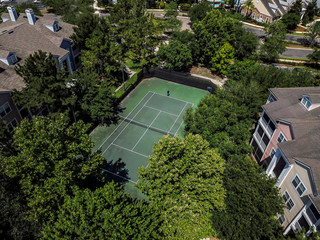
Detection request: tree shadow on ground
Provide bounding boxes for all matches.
[101,158,129,184]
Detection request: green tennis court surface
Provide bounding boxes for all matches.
[91,78,208,198]
[98,91,193,183]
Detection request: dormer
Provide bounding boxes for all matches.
[43,20,60,32]
[301,95,312,110]
[0,51,18,66]
[300,94,320,111]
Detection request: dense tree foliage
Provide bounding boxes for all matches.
[14,51,70,115]
[212,155,283,240]
[193,10,236,64]
[15,2,42,16]
[233,24,259,60]
[260,21,287,62]
[281,13,300,31]
[138,134,225,239]
[288,0,302,16]
[302,0,318,25]
[42,182,163,239]
[14,51,119,125]
[307,21,320,47]
[188,1,212,23]
[157,40,192,70]
[110,0,160,67]
[2,115,105,225]
[211,42,234,75]
[41,0,94,24]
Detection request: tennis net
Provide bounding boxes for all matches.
[120,115,174,136]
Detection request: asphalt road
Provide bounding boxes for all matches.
[243,25,313,59]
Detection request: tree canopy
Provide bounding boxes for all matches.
[138,134,225,239]
[42,182,163,240]
[2,115,104,225]
[157,40,193,71]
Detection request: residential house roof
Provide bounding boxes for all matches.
[263,87,320,206]
[0,13,75,91]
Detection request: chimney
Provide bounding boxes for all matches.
[25,8,36,25]
[7,6,18,22]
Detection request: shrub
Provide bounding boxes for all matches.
[156,1,165,9]
[180,3,190,11]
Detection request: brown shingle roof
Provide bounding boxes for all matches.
[0,13,75,91]
[264,87,320,205]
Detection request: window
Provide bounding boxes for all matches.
[283,191,295,210]
[265,17,269,23]
[292,175,306,196]
[6,53,18,65]
[278,215,286,225]
[261,112,276,134]
[270,148,276,159]
[277,132,286,143]
[0,102,12,118]
[301,96,312,110]
[273,155,286,178]
[252,12,256,19]
[268,94,275,103]
[7,118,18,133]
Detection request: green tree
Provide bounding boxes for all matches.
[42,182,163,239]
[157,40,192,70]
[15,2,42,16]
[0,120,16,157]
[164,1,182,31]
[110,0,160,67]
[210,42,234,75]
[171,30,199,63]
[212,155,284,240]
[302,0,318,25]
[0,172,40,240]
[260,21,287,62]
[2,115,105,225]
[14,51,70,115]
[193,9,236,64]
[138,134,225,239]
[281,13,300,31]
[41,0,94,24]
[233,23,259,60]
[307,48,320,64]
[70,69,120,125]
[307,21,320,47]
[242,0,255,17]
[188,1,211,23]
[184,94,253,159]
[288,0,302,16]
[71,12,100,50]
[81,30,121,82]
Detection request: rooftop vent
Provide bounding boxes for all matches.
[25,8,36,25]
[7,6,18,22]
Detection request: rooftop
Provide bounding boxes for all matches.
[263,87,320,205]
[0,12,75,91]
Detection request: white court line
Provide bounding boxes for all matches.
[168,101,188,134]
[153,92,191,105]
[112,143,149,158]
[132,111,161,151]
[144,105,179,117]
[101,168,137,184]
[97,91,153,151]
[174,103,194,136]
[102,93,155,156]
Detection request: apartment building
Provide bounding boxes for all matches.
[0,7,80,131]
[251,87,320,235]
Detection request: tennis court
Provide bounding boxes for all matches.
[98,91,193,183]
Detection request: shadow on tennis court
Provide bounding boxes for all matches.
[101,158,129,184]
